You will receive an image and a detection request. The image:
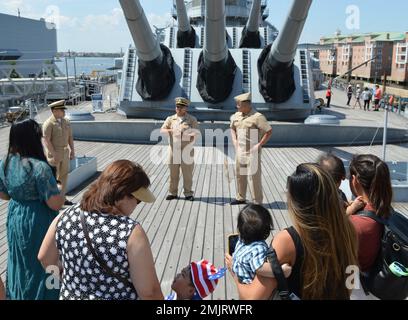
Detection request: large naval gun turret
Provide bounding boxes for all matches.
[118,0,315,121]
[119,0,175,100]
[197,0,237,104]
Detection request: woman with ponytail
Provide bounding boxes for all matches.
[226,163,358,299]
[348,154,393,272]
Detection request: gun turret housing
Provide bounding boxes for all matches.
[118,0,315,122]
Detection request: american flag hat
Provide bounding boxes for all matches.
[190,260,226,299]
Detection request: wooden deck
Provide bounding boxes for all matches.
[1,123,408,299]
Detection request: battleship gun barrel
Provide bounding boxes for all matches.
[175,0,191,32]
[204,0,228,64]
[269,0,312,64]
[258,0,312,103]
[175,0,196,48]
[196,0,236,103]
[240,0,262,48]
[119,0,175,100]
[247,0,261,32]
[119,0,162,62]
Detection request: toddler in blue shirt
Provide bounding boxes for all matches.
[232,204,292,284]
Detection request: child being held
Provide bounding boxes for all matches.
[318,153,365,215]
[166,260,226,300]
[231,204,292,284]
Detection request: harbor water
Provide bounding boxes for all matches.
[55,57,116,77]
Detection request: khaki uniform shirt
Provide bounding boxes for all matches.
[162,113,199,149]
[230,109,272,151]
[43,115,72,162]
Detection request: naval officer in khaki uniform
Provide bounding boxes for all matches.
[230,92,272,205]
[161,97,199,201]
[43,100,75,205]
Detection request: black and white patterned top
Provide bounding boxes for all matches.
[56,204,139,300]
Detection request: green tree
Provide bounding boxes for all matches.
[10,69,20,78]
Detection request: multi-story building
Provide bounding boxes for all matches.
[391,32,408,85]
[318,44,337,77]
[319,32,407,85]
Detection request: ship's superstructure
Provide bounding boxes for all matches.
[118,0,315,121]
[0,13,57,78]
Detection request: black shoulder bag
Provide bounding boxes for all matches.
[266,249,300,300]
[79,211,133,288]
[357,210,408,300]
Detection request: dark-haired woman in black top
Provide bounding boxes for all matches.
[226,164,358,299]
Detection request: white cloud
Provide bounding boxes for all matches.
[76,9,174,32]
[0,1,77,30]
[0,2,176,52]
[80,8,124,31]
[147,12,175,29]
[1,0,34,16]
[58,15,79,29]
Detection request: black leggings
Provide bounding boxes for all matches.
[363,100,370,110]
[347,94,352,105]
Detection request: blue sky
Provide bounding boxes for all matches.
[0,0,407,52]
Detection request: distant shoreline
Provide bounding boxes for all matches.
[57,53,123,58]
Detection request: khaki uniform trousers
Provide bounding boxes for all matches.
[235,150,263,204]
[53,147,70,195]
[168,145,194,197]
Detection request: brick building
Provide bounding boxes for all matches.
[391,32,408,85]
[319,32,408,85]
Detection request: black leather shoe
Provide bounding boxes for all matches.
[166,195,178,201]
[64,200,74,206]
[185,196,194,201]
[230,200,247,205]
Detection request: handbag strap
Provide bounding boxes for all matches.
[356,210,388,226]
[79,211,133,288]
[266,248,291,300]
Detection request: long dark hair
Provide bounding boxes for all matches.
[349,154,392,218]
[4,119,54,176]
[287,163,358,299]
